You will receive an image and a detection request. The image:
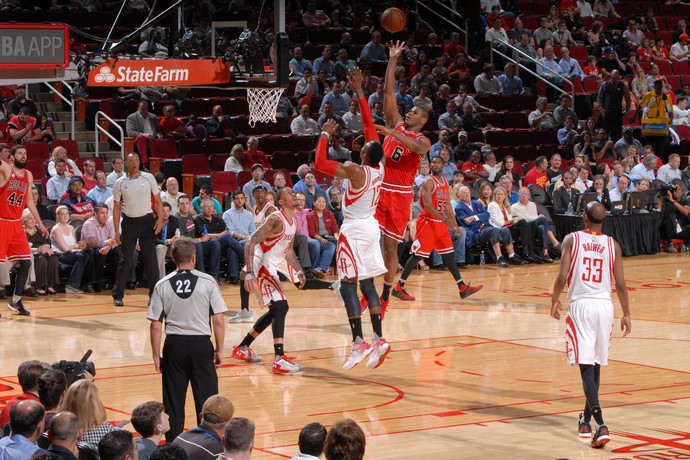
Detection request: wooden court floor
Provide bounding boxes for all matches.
[2,254,690,459]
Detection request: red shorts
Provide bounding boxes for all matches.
[410,217,453,258]
[375,189,412,243]
[0,219,31,262]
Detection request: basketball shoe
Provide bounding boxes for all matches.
[591,425,610,448]
[578,413,592,438]
[392,283,415,301]
[231,345,262,362]
[343,338,373,370]
[459,283,483,300]
[366,336,391,369]
[272,355,304,374]
[8,300,30,316]
[228,309,253,323]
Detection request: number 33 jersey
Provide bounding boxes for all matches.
[567,230,615,302]
[147,269,228,335]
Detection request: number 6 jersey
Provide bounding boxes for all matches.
[0,165,30,220]
[567,230,615,302]
[381,121,424,192]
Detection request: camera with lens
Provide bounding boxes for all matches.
[52,350,96,386]
[658,183,678,198]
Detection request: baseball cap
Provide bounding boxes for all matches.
[623,126,633,133]
[201,395,234,424]
[480,145,493,153]
[252,184,266,194]
[681,34,690,41]
[68,177,84,187]
[251,163,264,172]
[458,130,468,138]
[604,46,615,54]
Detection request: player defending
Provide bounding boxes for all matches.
[231,187,307,374]
[392,156,483,302]
[551,201,631,448]
[373,41,431,313]
[230,186,278,324]
[0,145,49,317]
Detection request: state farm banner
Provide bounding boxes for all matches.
[0,24,69,68]
[87,59,231,87]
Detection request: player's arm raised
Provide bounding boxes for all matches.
[612,239,631,336]
[550,233,574,320]
[24,170,49,237]
[348,67,379,142]
[383,40,405,127]
[315,119,366,189]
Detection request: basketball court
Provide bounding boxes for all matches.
[1,255,688,458]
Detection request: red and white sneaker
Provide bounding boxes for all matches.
[272,355,304,374]
[231,345,262,363]
[591,425,610,448]
[360,295,368,314]
[578,413,592,438]
[392,284,415,301]
[343,339,373,370]
[366,338,391,369]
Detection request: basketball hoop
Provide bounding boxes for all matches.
[246,87,285,127]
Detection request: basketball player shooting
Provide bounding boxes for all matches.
[551,201,631,449]
[374,40,431,312]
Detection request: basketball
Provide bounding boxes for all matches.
[381,7,407,33]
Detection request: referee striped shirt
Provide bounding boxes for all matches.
[147,269,228,336]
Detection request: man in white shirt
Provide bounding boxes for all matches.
[670,34,690,61]
[341,100,362,134]
[657,153,682,184]
[537,46,564,92]
[577,0,594,17]
[529,97,558,130]
[483,148,501,182]
[558,47,584,79]
[673,96,690,126]
[473,64,502,96]
[609,174,630,202]
[291,105,320,136]
[47,158,71,202]
[629,154,658,182]
[485,17,510,67]
[159,177,186,216]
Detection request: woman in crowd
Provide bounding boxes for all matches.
[587,21,605,49]
[621,145,641,172]
[497,155,522,188]
[316,68,331,96]
[60,380,117,449]
[637,176,652,190]
[35,111,57,142]
[22,209,59,296]
[574,131,596,163]
[47,146,81,178]
[50,205,95,294]
[32,186,51,221]
[477,181,494,209]
[410,50,429,78]
[631,66,652,100]
[637,37,654,61]
[307,195,339,276]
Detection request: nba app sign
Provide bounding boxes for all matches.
[0,24,69,68]
[88,59,231,87]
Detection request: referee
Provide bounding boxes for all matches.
[112,152,164,306]
[147,237,228,442]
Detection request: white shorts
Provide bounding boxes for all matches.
[253,257,298,306]
[565,298,614,366]
[337,217,387,280]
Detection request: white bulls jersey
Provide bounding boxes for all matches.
[567,230,615,302]
[253,202,276,228]
[342,164,383,220]
[255,210,296,268]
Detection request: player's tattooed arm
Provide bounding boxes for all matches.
[244,214,282,273]
[285,238,306,288]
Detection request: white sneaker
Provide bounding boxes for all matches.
[65,284,84,294]
[331,279,344,305]
[228,309,253,323]
[272,355,304,374]
[366,338,391,369]
[343,338,373,370]
[231,345,262,362]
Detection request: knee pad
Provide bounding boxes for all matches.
[340,281,361,318]
[253,310,274,334]
[270,300,289,338]
[359,279,381,308]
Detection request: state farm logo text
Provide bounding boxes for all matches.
[93,65,189,84]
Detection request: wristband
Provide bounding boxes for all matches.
[321,132,330,140]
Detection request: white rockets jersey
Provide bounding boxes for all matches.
[567,230,615,302]
[255,210,296,267]
[342,164,383,220]
[253,202,276,228]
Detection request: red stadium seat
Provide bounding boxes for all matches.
[496,95,520,112]
[582,77,600,94]
[209,153,229,172]
[674,61,690,75]
[656,61,674,76]
[150,139,179,160]
[504,112,529,129]
[182,154,210,177]
[178,139,206,156]
[509,129,532,146]
[206,138,232,155]
[210,171,239,194]
[270,151,298,172]
[22,142,50,161]
[485,130,511,147]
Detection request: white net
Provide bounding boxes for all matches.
[246,87,285,127]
